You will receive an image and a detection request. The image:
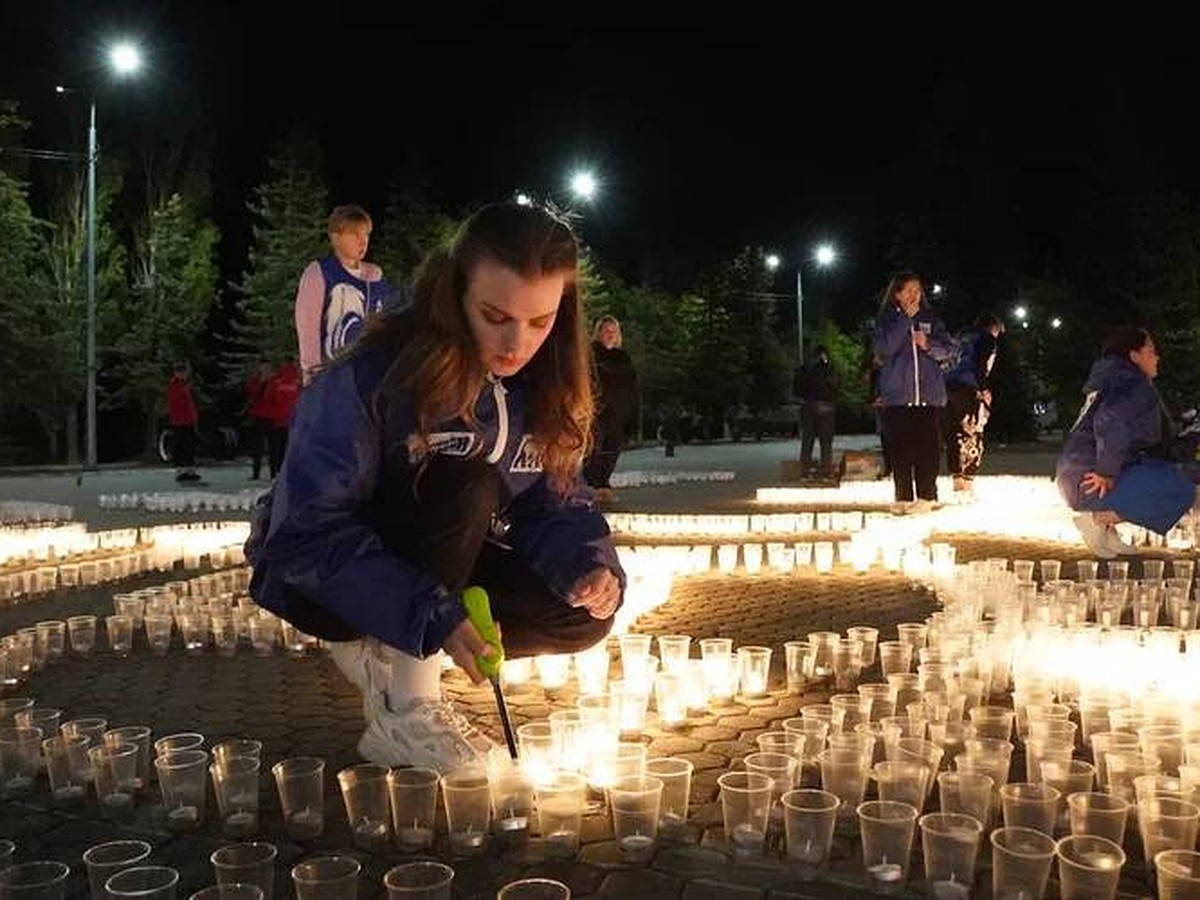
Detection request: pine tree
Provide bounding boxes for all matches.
[113,192,218,449]
[373,184,458,290]
[225,135,328,379]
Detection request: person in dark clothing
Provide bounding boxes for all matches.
[942,312,1005,492]
[583,315,638,500]
[798,345,840,478]
[1055,326,1198,558]
[245,202,623,772]
[245,360,273,481]
[874,272,955,506]
[166,362,200,483]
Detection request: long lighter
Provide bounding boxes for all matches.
[462,586,519,760]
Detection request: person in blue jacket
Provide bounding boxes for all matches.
[1055,326,1197,558]
[873,272,956,507]
[942,312,1004,493]
[246,201,625,770]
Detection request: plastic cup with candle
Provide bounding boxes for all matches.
[1137,796,1200,869]
[699,638,735,705]
[441,765,491,856]
[91,743,139,819]
[105,614,133,656]
[919,812,982,898]
[211,739,262,767]
[645,757,693,842]
[382,862,453,900]
[156,749,208,831]
[43,734,88,806]
[387,766,438,851]
[495,879,571,899]
[189,886,262,900]
[573,642,610,696]
[878,642,913,678]
[535,770,587,858]
[0,725,41,798]
[937,771,993,829]
[210,754,261,838]
[1065,791,1128,845]
[338,763,392,852]
[610,774,663,862]
[1155,848,1200,898]
[784,641,815,694]
[654,672,688,729]
[656,635,691,675]
[488,753,534,846]
[67,615,98,656]
[780,788,838,877]
[719,771,774,859]
[817,748,869,822]
[272,757,325,841]
[210,842,276,898]
[153,732,204,758]
[857,800,918,889]
[873,761,931,812]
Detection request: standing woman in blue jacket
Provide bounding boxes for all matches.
[247,202,625,771]
[1055,326,1197,558]
[873,272,956,505]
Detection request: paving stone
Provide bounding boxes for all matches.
[651,846,729,880]
[597,867,683,899]
[683,879,764,900]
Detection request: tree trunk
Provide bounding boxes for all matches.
[65,406,80,466]
[145,409,159,461]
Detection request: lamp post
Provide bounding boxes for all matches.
[78,41,142,470]
[795,244,837,367]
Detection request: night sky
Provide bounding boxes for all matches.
[3,4,1198,316]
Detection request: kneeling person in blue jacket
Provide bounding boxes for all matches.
[246,202,624,771]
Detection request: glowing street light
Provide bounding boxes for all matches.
[76,40,144,469]
[797,243,838,365]
[931,283,944,296]
[1050,317,1062,329]
[569,170,597,202]
[515,192,533,207]
[1013,306,1028,321]
[764,253,781,271]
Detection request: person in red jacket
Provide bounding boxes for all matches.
[265,357,302,477]
[167,361,201,482]
[245,360,273,480]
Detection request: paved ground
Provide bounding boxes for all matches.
[0,438,1168,898]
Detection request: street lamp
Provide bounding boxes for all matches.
[796,243,837,366]
[569,170,597,202]
[77,41,142,470]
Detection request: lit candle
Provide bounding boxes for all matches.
[287,808,324,841]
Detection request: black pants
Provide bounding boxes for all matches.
[172,425,196,468]
[287,456,616,658]
[267,427,289,478]
[249,418,272,479]
[943,383,987,479]
[882,406,941,502]
[800,401,837,475]
[583,413,625,489]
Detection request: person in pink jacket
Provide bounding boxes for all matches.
[293,204,392,382]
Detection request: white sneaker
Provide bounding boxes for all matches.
[1102,525,1135,556]
[356,698,497,773]
[326,639,387,719]
[1074,513,1118,559]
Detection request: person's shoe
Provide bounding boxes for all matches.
[1102,525,1136,556]
[177,470,202,482]
[1073,513,1118,559]
[356,698,497,772]
[952,476,972,493]
[327,639,386,719]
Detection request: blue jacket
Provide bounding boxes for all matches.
[873,304,954,407]
[1055,355,1161,509]
[245,327,625,658]
[944,329,1000,391]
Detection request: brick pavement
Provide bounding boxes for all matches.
[0,530,1174,897]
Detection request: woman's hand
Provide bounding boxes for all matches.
[441,618,492,684]
[567,567,621,620]
[912,330,929,351]
[1080,471,1114,498]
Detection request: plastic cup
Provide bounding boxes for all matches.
[645,757,693,841]
[1138,797,1200,869]
[67,615,97,656]
[784,641,815,693]
[211,740,262,767]
[938,771,994,829]
[440,766,491,856]
[857,800,918,888]
[496,879,571,900]
[83,841,152,900]
[383,862,453,900]
[718,771,774,859]
[817,748,869,819]
[737,646,772,698]
[609,774,663,862]
[387,766,438,852]
[1155,848,1200,898]
[153,732,204,758]
[1000,782,1061,835]
[104,726,153,793]
[873,761,930,812]
[42,734,89,806]
[210,755,261,838]
[210,843,276,898]
[488,755,534,846]
[1055,834,1125,899]
[272,757,325,841]
[105,866,180,899]
[878,641,913,677]
[291,856,360,900]
[0,726,42,798]
[339,763,392,852]
[0,862,70,899]
[535,771,587,858]
[920,812,983,896]
[655,635,691,675]
[1066,791,1128,846]
[991,826,1056,900]
[155,749,208,831]
[780,788,838,877]
[91,743,139,819]
[969,706,1014,741]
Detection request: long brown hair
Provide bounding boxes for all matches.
[877,270,923,315]
[369,202,593,490]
